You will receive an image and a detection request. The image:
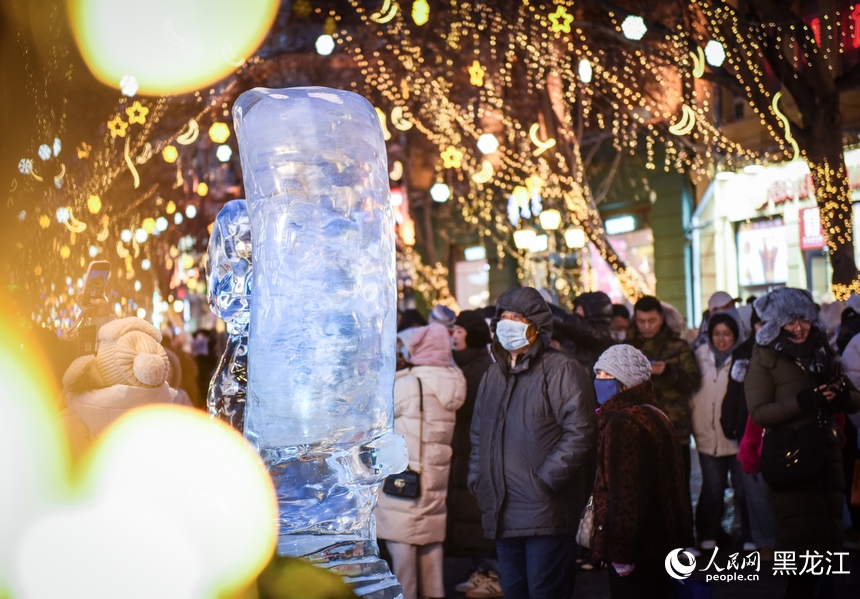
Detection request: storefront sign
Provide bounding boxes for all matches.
[759,163,860,211]
[799,207,826,251]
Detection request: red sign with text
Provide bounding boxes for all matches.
[800,207,827,251]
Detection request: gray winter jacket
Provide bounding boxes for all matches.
[468,288,598,539]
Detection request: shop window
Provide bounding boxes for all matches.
[454,259,490,309]
[736,217,788,297]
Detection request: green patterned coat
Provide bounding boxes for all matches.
[629,328,701,445]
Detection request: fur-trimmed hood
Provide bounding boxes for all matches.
[754,288,821,346]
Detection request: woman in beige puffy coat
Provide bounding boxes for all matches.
[691,312,746,549]
[375,323,467,599]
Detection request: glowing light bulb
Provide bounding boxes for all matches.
[185,205,198,218]
[476,133,499,155]
[208,122,230,144]
[621,15,647,40]
[315,34,335,56]
[430,182,451,203]
[704,40,726,67]
[216,145,232,162]
[135,228,148,243]
[578,59,593,83]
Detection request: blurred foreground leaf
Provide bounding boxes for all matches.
[225,555,357,599]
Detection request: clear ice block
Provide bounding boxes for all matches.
[233,87,407,597]
[206,199,251,431]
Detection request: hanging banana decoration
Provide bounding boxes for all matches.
[689,47,706,78]
[529,123,556,156]
[772,92,800,160]
[124,137,141,189]
[64,208,87,233]
[390,105,413,131]
[116,241,130,259]
[471,160,494,184]
[668,104,696,136]
[176,119,200,145]
[53,163,66,189]
[370,0,398,23]
[136,142,154,164]
[375,107,392,140]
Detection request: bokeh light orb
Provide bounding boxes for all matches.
[67,0,280,96]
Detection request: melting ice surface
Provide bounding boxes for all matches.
[206,199,250,431]
[233,87,406,598]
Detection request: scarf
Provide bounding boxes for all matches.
[769,327,836,383]
[708,339,735,369]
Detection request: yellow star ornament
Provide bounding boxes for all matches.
[126,101,149,125]
[441,146,463,169]
[468,60,485,86]
[107,115,128,139]
[548,6,574,34]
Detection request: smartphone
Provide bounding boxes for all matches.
[81,260,111,308]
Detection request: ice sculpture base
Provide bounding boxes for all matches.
[261,432,407,597]
[278,535,402,598]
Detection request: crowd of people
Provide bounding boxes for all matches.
[381,286,860,599]
[24,281,860,599]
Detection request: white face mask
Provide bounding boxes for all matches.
[496,319,532,351]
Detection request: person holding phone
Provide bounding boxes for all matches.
[746,288,860,598]
[73,261,113,355]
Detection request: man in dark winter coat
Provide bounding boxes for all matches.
[447,310,495,557]
[469,287,598,599]
[628,295,701,487]
[552,291,616,372]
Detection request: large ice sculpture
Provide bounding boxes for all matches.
[206,199,251,431]
[233,87,407,597]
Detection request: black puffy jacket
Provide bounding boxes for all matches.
[468,288,598,539]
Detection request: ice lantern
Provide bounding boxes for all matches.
[233,87,407,596]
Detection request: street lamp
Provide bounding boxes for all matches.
[564,227,587,249]
[539,209,562,231]
[513,228,537,250]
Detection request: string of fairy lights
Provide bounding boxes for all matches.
[336,0,775,301]
[11,7,264,331]
[332,0,860,301]
[14,0,860,325]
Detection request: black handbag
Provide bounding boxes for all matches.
[760,419,827,490]
[383,377,423,499]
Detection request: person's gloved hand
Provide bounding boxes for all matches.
[612,563,635,577]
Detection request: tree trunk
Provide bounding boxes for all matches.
[805,96,859,295]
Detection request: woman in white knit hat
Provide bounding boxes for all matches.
[58,317,184,459]
[589,344,693,599]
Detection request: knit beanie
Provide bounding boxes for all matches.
[754,288,819,346]
[454,310,491,348]
[95,318,169,388]
[593,344,652,388]
[428,304,457,328]
[408,323,454,367]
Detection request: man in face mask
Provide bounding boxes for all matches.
[468,287,598,599]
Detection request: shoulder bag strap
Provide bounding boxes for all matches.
[415,377,424,473]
